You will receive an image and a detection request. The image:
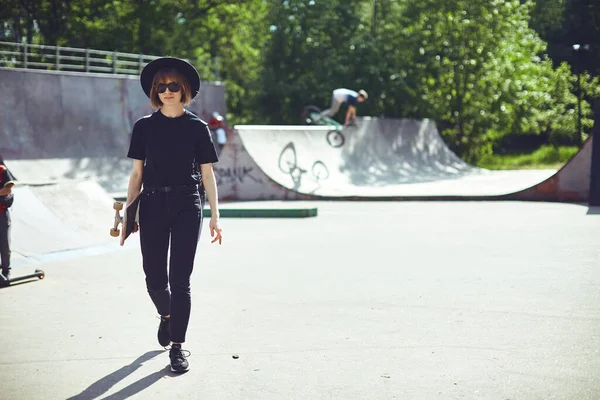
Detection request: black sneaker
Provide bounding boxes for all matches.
[157,316,170,347]
[169,344,190,373]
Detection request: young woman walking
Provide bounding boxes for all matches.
[126,57,223,373]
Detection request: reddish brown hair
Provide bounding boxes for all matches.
[149,68,192,109]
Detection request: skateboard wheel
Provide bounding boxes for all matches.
[113,202,123,211]
[110,228,120,237]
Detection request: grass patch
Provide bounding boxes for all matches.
[477,145,580,170]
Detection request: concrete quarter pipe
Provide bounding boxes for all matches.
[216,117,591,202]
[0,67,226,196]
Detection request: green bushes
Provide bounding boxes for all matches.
[477,145,580,170]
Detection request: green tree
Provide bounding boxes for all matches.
[258,0,364,124]
[167,1,269,123]
[391,0,594,161]
[350,0,407,118]
[0,0,34,44]
[62,0,266,123]
[527,0,566,43]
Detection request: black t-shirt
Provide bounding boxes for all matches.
[347,95,358,106]
[127,109,219,189]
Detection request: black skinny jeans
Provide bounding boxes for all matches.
[139,185,204,343]
[0,209,10,275]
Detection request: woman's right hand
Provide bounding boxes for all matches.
[209,217,223,245]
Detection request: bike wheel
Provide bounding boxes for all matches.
[301,105,322,125]
[326,129,345,148]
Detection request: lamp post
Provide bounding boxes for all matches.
[574,43,600,206]
[572,44,589,145]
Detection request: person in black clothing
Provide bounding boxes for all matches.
[126,57,223,373]
[0,161,15,280]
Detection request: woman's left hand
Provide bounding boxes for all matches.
[209,217,223,245]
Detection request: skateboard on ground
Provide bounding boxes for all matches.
[0,269,45,288]
[110,191,141,246]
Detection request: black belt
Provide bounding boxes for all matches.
[144,184,198,194]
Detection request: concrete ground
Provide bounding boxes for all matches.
[1,201,599,400]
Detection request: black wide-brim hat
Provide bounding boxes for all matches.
[140,57,201,99]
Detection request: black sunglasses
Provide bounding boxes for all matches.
[156,82,181,94]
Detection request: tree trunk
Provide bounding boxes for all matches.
[12,5,22,43]
[137,0,150,54]
[26,11,33,45]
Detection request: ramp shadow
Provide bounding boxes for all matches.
[340,119,478,186]
[66,157,132,194]
[66,350,169,400]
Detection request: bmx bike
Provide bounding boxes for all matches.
[301,105,357,148]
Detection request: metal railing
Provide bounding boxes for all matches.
[0,41,220,80]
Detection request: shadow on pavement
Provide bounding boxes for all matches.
[67,350,172,400]
[99,366,175,400]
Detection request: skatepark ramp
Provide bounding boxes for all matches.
[216,118,591,202]
[9,180,119,259]
[0,67,226,197]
